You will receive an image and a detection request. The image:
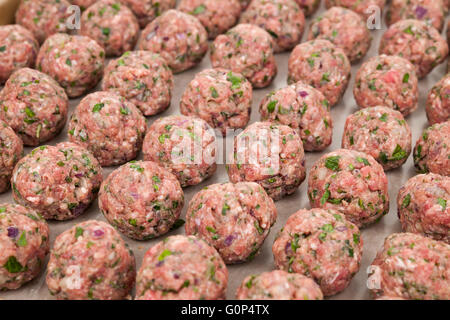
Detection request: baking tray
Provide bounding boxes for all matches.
[0,1,448,300]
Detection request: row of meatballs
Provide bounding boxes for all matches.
[0,0,449,301]
[0,80,448,207]
[1,177,449,299]
[2,1,450,91]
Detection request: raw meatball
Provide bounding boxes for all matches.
[397,173,449,244]
[0,203,49,290]
[211,24,277,88]
[46,220,136,300]
[68,92,145,166]
[287,39,351,107]
[0,68,69,146]
[99,160,184,240]
[236,270,323,300]
[102,51,173,116]
[180,68,252,136]
[15,0,71,44]
[379,19,448,79]
[369,233,450,300]
[0,25,39,84]
[240,0,305,53]
[11,142,103,220]
[342,106,412,171]
[386,0,445,32]
[308,148,389,228]
[178,0,241,39]
[307,7,371,63]
[136,235,228,300]
[272,208,363,296]
[353,55,419,116]
[259,82,332,152]
[142,115,217,187]
[0,121,23,193]
[138,10,208,73]
[70,0,97,10]
[294,0,320,17]
[227,121,306,201]
[80,0,139,57]
[426,74,450,125]
[185,182,277,263]
[36,33,105,98]
[413,121,450,176]
[325,0,386,18]
[120,0,176,28]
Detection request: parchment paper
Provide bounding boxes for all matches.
[1,1,448,300]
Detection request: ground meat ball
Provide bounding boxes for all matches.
[379,19,448,79]
[0,25,39,84]
[240,0,305,53]
[227,121,306,201]
[0,68,68,146]
[386,0,445,32]
[138,10,208,73]
[46,220,135,300]
[180,68,252,136]
[211,24,277,88]
[308,149,389,228]
[36,33,105,98]
[307,7,371,63]
[0,121,23,193]
[294,0,320,16]
[0,203,49,290]
[259,83,332,152]
[120,0,176,28]
[102,51,173,116]
[99,160,184,240]
[236,270,323,300]
[287,40,351,107]
[142,115,217,187]
[397,173,449,244]
[414,121,450,176]
[426,74,450,125]
[178,0,241,40]
[136,235,228,300]
[70,0,97,10]
[15,0,71,44]
[325,0,386,19]
[369,233,450,300]
[272,208,363,296]
[11,142,103,220]
[80,0,139,57]
[185,182,277,264]
[342,106,412,171]
[354,55,419,116]
[68,92,146,166]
